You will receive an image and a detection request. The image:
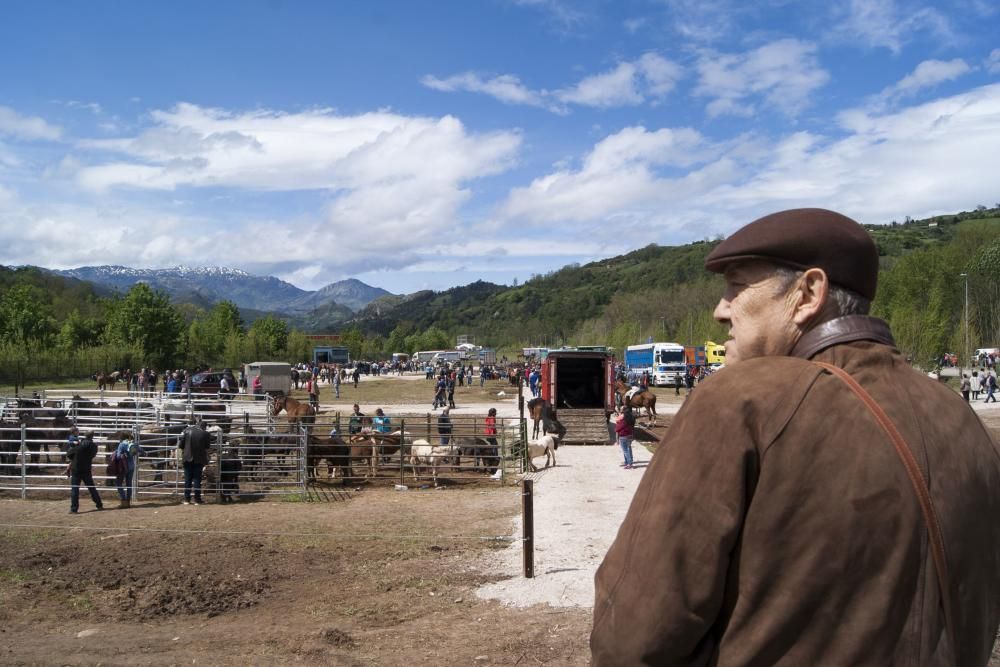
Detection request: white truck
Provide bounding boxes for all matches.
[243,361,293,396]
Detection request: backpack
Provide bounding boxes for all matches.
[106,452,124,478]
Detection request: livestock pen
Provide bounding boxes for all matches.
[0,391,528,501]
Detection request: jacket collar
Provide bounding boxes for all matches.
[790,315,895,360]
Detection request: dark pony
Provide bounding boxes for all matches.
[526,397,567,440]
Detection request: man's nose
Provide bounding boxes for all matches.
[713,299,730,323]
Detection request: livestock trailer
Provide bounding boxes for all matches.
[540,348,616,443]
[243,361,293,396]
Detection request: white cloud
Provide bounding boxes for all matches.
[65,103,521,268]
[891,59,971,96]
[556,62,646,107]
[832,0,953,54]
[500,83,1000,240]
[623,17,646,34]
[0,106,62,141]
[503,126,712,224]
[846,58,973,118]
[423,53,683,112]
[510,0,586,31]
[695,39,829,117]
[987,49,1000,74]
[420,73,559,111]
[662,0,741,44]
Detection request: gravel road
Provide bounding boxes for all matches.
[475,442,653,609]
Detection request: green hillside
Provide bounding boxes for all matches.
[1,206,998,378]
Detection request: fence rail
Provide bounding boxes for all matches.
[1,392,527,500]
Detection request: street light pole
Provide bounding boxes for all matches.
[960,273,969,370]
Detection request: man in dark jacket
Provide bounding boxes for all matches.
[67,428,103,513]
[179,419,212,505]
[592,209,1000,666]
[437,408,452,446]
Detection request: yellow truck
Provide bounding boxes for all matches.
[705,341,726,369]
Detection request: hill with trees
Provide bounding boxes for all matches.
[1,205,998,385]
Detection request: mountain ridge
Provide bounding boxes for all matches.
[51,265,392,316]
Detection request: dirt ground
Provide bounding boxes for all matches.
[0,484,592,666]
[1,403,998,665]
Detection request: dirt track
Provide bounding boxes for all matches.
[1,402,998,665]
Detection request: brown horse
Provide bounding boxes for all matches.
[95,372,119,391]
[526,398,567,440]
[615,379,657,424]
[270,395,315,423]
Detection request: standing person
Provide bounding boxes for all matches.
[348,404,366,435]
[971,370,981,400]
[483,407,500,476]
[985,372,998,403]
[307,374,319,411]
[251,373,263,401]
[219,373,231,401]
[615,405,635,469]
[437,408,452,446]
[960,373,971,402]
[447,375,456,409]
[179,418,211,505]
[67,428,103,514]
[113,434,142,509]
[433,375,446,409]
[592,208,1000,665]
[333,368,341,399]
[352,367,360,388]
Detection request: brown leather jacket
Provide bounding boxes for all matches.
[592,317,1000,666]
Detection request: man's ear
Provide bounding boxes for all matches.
[791,267,828,326]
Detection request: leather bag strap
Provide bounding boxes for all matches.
[813,361,955,656]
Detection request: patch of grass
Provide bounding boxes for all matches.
[69,592,94,611]
[0,568,27,583]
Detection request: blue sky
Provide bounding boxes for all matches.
[1,0,998,294]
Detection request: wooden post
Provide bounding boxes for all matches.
[522,479,534,578]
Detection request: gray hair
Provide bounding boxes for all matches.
[772,266,871,316]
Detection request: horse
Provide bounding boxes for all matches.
[526,397,567,440]
[453,436,499,473]
[615,379,657,424]
[96,371,120,391]
[271,395,315,424]
[306,433,351,483]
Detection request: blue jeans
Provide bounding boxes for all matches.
[618,436,634,466]
[116,465,134,500]
[183,461,205,501]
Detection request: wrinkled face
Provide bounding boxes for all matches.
[713,261,801,364]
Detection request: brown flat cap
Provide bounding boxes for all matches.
[704,208,879,300]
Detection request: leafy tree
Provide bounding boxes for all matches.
[247,315,288,358]
[285,330,312,363]
[210,300,244,339]
[0,283,57,347]
[57,310,102,350]
[103,283,184,367]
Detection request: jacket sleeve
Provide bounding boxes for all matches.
[591,380,759,666]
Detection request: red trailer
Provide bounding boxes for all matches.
[540,348,616,415]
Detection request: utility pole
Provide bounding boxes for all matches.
[960,273,969,370]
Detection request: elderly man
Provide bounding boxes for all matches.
[591,209,1000,665]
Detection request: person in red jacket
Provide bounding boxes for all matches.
[614,405,635,469]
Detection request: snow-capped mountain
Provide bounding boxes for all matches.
[52,265,391,314]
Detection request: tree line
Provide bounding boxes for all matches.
[1,208,998,386]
